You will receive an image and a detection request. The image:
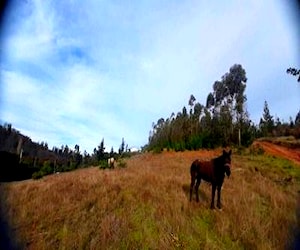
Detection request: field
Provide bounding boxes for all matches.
[1,146,300,249]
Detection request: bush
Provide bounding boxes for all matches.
[152,147,163,154]
[32,161,53,179]
[174,142,185,152]
[41,161,53,175]
[99,159,109,169]
[32,171,44,180]
[117,159,127,168]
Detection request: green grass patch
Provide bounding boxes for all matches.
[242,154,300,181]
[127,205,160,249]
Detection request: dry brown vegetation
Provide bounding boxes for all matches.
[0,148,300,249]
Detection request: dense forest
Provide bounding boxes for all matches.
[1,64,299,181]
[147,64,300,151]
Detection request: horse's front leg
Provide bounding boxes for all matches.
[210,184,216,209]
[217,185,222,209]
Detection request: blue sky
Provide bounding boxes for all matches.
[1,0,299,154]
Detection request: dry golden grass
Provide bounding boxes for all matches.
[0,149,299,249]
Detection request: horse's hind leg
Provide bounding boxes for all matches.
[195,178,201,202]
[217,185,222,209]
[190,173,196,201]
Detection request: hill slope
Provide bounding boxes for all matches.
[0,149,299,249]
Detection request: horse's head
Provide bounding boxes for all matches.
[222,149,232,177]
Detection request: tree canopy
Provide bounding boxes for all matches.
[147,64,300,152]
[147,64,254,151]
[286,67,300,82]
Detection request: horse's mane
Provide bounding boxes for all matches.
[213,154,224,165]
[212,154,226,171]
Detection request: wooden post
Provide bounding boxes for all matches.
[19,148,23,163]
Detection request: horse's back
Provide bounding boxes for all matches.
[190,159,213,181]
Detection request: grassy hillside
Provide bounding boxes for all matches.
[0,149,299,249]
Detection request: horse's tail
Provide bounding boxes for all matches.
[190,159,200,175]
[190,160,200,201]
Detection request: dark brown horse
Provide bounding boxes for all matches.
[189,150,232,209]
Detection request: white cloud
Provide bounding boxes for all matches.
[1,0,299,154]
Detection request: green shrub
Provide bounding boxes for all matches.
[174,141,185,152]
[152,147,163,154]
[32,171,44,179]
[41,161,53,175]
[117,159,127,168]
[99,159,109,169]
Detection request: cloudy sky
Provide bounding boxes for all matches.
[1,0,299,154]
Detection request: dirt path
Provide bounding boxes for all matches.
[253,141,300,165]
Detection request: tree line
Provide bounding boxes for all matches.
[0,123,131,181]
[146,64,300,152]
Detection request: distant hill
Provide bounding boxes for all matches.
[0,124,84,181]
